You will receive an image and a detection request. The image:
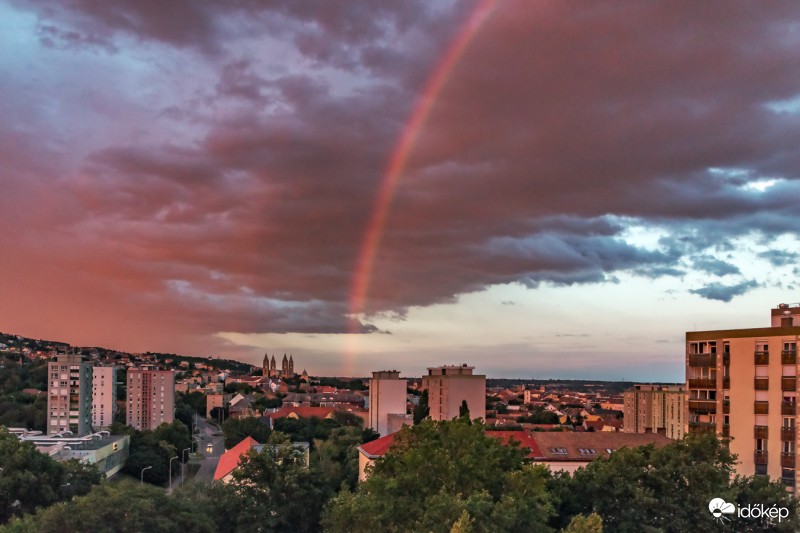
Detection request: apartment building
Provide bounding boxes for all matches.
[47,354,93,436]
[92,365,117,430]
[687,303,800,492]
[127,367,175,431]
[368,370,408,436]
[623,384,686,439]
[422,364,486,421]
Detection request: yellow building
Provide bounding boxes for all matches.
[687,303,800,493]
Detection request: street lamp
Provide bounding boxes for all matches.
[169,456,178,492]
[140,465,152,484]
[182,447,191,484]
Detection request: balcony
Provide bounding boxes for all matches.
[722,424,730,438]
[755,401,769,415]
[755,351,770,365]
[689,354,716,367]
[688,378,716,389]
[782,453,797,468]
[754,377,769,390]
[782,427,796,441]
[722,377,730,389]
[723,353,730,366]
[755,425,769,439]
[755,451,768,465]
[783,402,797,416]
[688,400,717,414]
[782,377,797,392]
[783,350,797,365]
[722,400,730,414]
[782,477,795,488]
[689,421,716,434]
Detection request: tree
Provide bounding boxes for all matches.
[228,433,331,532]
[322,418,555,532]
[459,400,470,420]
[413,389,429,425]
[548,433,800,532]
[0,429,101,524]
[4,481,216,533]
[222,416,271,449]
[563,513,603,533]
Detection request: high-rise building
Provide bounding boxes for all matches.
[368,371,407,436]
[47,354,92,436]
[126,367,175,431]
[422,364,486,421]
[623,383,685,439]
[687,303,800,493]
[92,365,117,430]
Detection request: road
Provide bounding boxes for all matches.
[193,416,226,482]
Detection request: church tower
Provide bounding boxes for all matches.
[270,355,277,377]
[288,355,294,377]
[281,354,289,377]
[262,353,269,376]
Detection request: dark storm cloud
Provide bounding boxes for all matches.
[2,1,800,351]
[689,280,760,302]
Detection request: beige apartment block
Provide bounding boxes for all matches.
[92,365,117,430]
[127,367,175,431]
[368,371,407,436]
[687,303,800,494]
[422,364,486,421]
[623,384,685,440]
[47,354,93,436]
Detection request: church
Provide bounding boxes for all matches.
[263,353,297,378]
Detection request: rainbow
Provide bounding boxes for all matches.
[346,0,498,368]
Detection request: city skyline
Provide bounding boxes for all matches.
[2,2,800,381]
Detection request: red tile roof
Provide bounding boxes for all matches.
[358,433,397,459]
[486,431,542,458]
[213,436,260,481]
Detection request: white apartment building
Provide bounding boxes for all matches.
[368,370,408,436]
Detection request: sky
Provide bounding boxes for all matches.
[2,1,800,381]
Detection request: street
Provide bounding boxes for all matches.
[193,416,225,482]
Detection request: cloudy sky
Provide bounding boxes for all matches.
[2,1,800,380]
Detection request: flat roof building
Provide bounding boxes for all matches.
[47,354,92,436]
[687,303,800,493]
[422,364,486,422]
[127,367,175,431]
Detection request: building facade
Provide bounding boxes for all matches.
[91,366,117,430]
[623,383,685,439]
[422,365,486,421]
[687,303,800,493]
[47,354,93,436]
[368,370,407,436]
[126,367,175,431]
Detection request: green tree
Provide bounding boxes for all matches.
[222,416,271,449]
[323,418,555,532]
[563,513,603,533]
[0,429,101,524]
[549,433,800,533]
[459,400,470,420]
[3,481,215,533]
[413,389,429,425]
[228,433,331,532]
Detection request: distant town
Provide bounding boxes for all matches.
[2,302,800,530]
